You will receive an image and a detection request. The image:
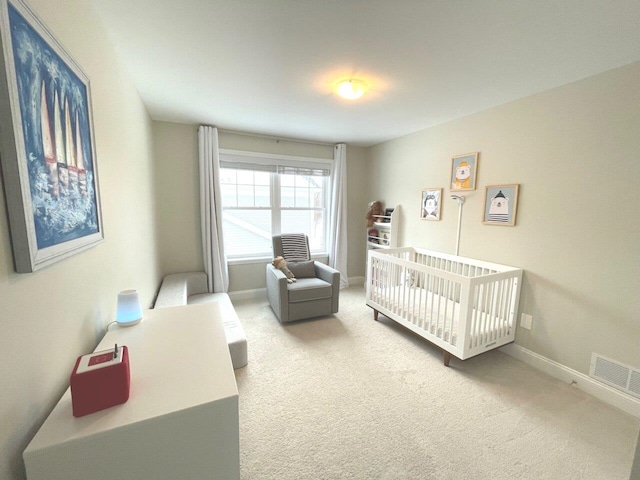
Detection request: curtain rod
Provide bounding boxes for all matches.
[217,128,336,148]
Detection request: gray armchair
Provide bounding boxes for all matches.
[266,234,340,323]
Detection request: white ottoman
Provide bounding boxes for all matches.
[155,272,248,369]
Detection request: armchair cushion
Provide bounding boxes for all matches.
[287,260,316,278]
[287,278,332,303]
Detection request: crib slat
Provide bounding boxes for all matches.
[472,284,482,348]
[429,273,436,334]
[416,270,423,328]
[506,277,515,333]
[494,279,504,340]
[481,281,491,345]
[492,279,500,340]
[396,262,402,316]
[442,279,450,343]
[436,276,444,339]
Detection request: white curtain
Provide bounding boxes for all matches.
[329,143,349,288]
[198,125,229,293]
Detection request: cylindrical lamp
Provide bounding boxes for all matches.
[116,289,143,327]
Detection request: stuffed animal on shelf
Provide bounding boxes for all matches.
[365,201,384,227]
[272,256,297,283]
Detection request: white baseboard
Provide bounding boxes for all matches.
[500,344,640,418]
[229,278,365,302]
[228,288,267,302]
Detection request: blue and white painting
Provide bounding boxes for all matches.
[483,184,519,226]
[9,3,99,249]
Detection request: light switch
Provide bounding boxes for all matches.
[520,313,533,330]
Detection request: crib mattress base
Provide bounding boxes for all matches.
[366,300,515,366]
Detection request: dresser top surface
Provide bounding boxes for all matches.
[25,303,238,452]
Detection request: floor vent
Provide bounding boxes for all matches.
[590,353,640,399]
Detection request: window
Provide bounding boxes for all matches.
[219,151,331,259]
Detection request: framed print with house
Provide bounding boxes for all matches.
[0,0,103,272]
[420,188,442,221]
[482,184,520,226]
[450,152,479,191]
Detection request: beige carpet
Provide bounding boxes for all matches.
[233,286,640,480]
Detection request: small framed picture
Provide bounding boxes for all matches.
[450,152,479,191]
[420,188,442,221]
[482,184,520,226]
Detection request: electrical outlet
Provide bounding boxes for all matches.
[520,313,533,330]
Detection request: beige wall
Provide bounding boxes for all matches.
[153,124,368,291]
[345,145,368,280]
[367,62,640,375]
[220,130,334,159]
[153,122,202,275]
[0,1,160,478]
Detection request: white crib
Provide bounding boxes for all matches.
[366,247,523,366]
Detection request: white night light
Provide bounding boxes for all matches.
[115,289,143,327]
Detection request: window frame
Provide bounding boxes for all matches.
[219,149,333,263]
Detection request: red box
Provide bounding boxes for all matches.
[70,345,130,417]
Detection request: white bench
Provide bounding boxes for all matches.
[154,272,247,369]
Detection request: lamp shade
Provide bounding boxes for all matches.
[116,289,143,326]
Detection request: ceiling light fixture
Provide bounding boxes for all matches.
[336,79,368,100]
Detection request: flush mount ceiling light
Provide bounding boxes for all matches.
[336,79,368,100]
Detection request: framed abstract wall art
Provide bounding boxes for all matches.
[0,0,103,272]
[482,184,519,226]
[420,188,442,221]
[450,152,478,191]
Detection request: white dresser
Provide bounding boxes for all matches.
[23,303,240,480]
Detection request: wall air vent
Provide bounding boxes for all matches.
[590,353,640,399]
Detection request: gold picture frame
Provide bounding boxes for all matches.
[450,152,479,191]
[482,184,520,226]
[420,188,442,221]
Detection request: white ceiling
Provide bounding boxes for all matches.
[91,0,640,147]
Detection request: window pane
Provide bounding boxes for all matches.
[281,210,324,252]
[237,170,254,185]
[255,186,270,207]
[295,175,311,187]
[310,188,323,207]
[254,171,270,186]
[281,186,295,207]
[307,176,322,189]
[237,185,254,207]
[295,188,309,207]
[223,209,272,257]
[219,168,236,184]
[221,184,237,207]
[280,174,295,187]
